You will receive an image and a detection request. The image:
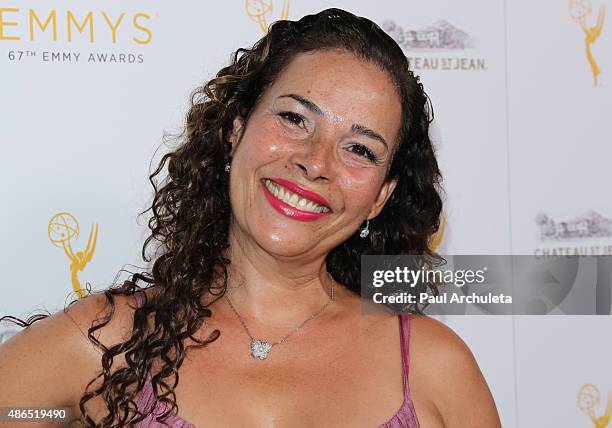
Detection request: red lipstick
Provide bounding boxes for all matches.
[261,179,332,222]
[269,178,331,208]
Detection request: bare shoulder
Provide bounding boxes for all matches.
[0,288,152,414]
[408,315,501,428]
[61,287,155,355]
[409,315,474,365]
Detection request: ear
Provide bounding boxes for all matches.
[228,116,245,156]
[367,178,398,220]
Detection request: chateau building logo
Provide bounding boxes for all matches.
[536,210,612,241]
[382,19,476,50]
[381,19,486,71]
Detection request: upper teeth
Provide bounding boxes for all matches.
[264,179,330,214]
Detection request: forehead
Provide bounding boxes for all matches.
[260,49,403,146]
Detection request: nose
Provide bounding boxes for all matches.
[291,137,333,182]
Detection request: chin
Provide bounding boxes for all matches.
[254,229,319,258]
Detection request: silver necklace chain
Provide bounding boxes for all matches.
[225,273,336,360]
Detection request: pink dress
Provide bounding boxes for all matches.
[132,291,420,427]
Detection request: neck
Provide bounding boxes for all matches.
[217,222,336,326]
[214,224,338,328]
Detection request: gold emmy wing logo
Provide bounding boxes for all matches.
[245,0,290,33]
[578,384,612,428]
[570,0,606,85]
[48,212,99,299]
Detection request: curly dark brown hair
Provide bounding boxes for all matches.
[1,8,443,427]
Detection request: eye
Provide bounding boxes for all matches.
[278,111,306,128]
[347,143,380,164]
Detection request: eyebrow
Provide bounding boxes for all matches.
[349,124,388,148]
[278,93,388,148]
[279,93,323,115]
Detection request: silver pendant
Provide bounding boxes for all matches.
[251,339,273,360]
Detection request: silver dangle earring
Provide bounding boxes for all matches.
[224,162,231,172]
[359,219,370,238]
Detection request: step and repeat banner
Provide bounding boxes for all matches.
[1,1,610,426]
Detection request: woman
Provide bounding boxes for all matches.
[0,8,501,428]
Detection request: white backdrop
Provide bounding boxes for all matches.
[1,1,611,426]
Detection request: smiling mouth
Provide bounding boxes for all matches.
[262,179,332,214]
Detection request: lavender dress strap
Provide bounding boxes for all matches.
[378,314,421,427]
[132,290,197,427]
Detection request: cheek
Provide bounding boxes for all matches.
[237,119,292,164]
[339,171,384,211]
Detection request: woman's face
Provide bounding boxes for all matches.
[228,49,402,258]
